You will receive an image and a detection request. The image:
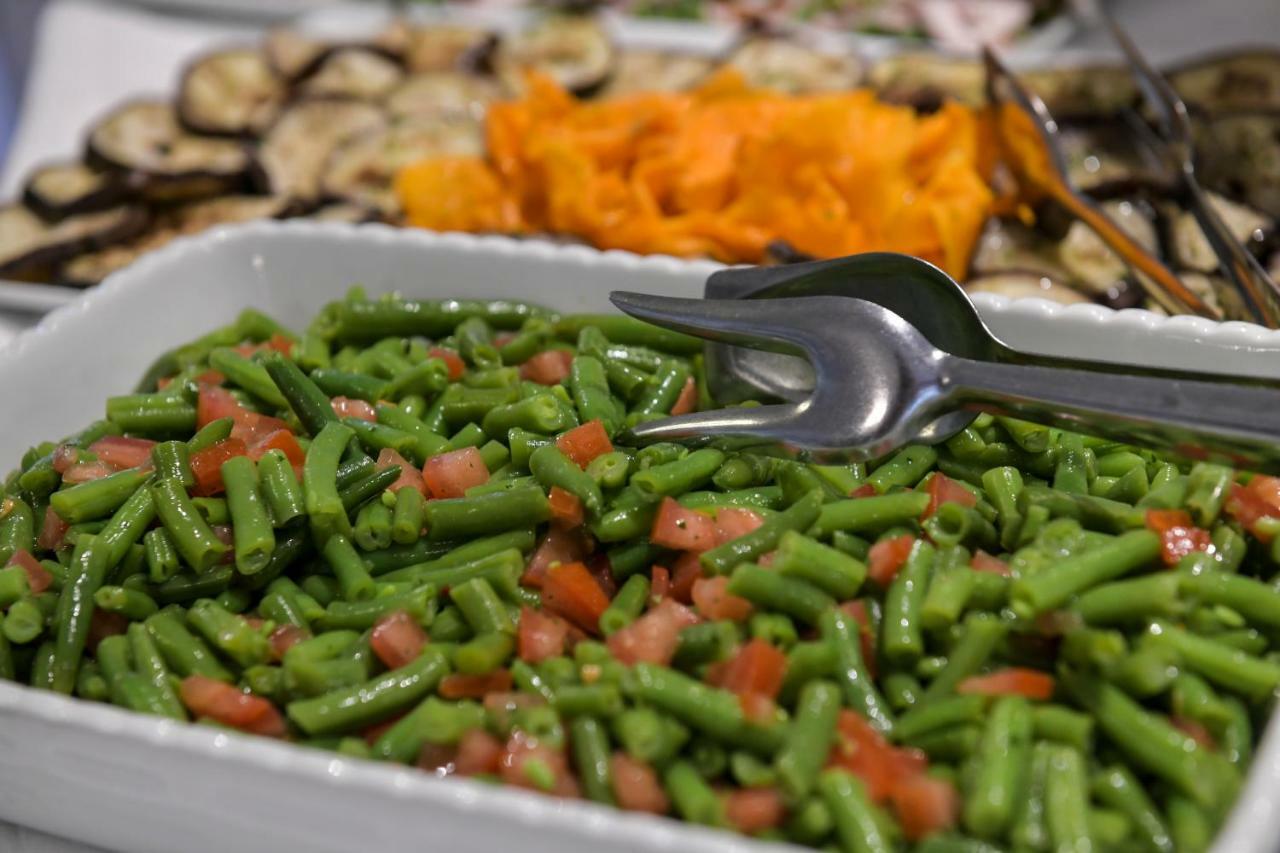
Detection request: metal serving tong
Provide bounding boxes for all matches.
[611,254,1280,472]
[984,9,1280,327]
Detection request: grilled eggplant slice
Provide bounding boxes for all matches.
[264,23,407,83]
[87,101,251,201]
[1056,198,1159,295]
[178,48,286,137]
[308,203,382,224]
[1,204,149,279]
[386,72,505,123]
[21,162,125,219]
[1057,122,1173,198]
[299,48,405,101]
[1168,193,1273,273]
[1198,113,1280,219]
[867,54,985,109]
[320,118,484,215]
[1019,65,1138,119]
[1168,49,1280,115]
[256,100,387,202]
[964,271,1091,305]
[601,50,714,96]
[59,196,295,286]
[971,218,1073,282]
[727,37,862,94]
[495,16,616,96]
[403,25,496,73]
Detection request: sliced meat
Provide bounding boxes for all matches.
[1,204,149,278]
[178,48,286,137]
[495,16,616,96]
[726,37,862,94]
[386,72,506,123]
[86,101,251,201]
[601,50,713,96]
[298,48,405,101]
[58,196,295,286]
[320,117,484,215]
[256,100,387,202]
[22,162,126,219]
[1168,49,1280,115]
[964,271,1091,305]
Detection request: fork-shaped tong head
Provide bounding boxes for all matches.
[611,290,1280,471]
[1088,4,1280,327]
[982,49,1224,321]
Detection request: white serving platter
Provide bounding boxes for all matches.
[2,221,1280,853]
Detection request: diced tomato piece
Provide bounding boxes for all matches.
[839,600,878,679]
[611,753,669,814]
[88,436,155,470]
[868,534,916,586]
[1145,508,1212,566]
[500,730,579,797]
[668,551,704,604]
[970,550,1011,576]
[518,606,570,663]
[370,610,429,669]
[649,565,670,601]
[439,670,514,700]
[607,598,700,666]
[197,385,245,428]
[669,377,699,417]
[923,473,977,519]
[1172,716,1217,750]
[37,506,69,551]
[711,638,787,700]
[714,507,766,546]
[587,552,617,600]
[725,788,787,834]
[650,498,717,552]
[522,526,591,589]
[5,550,52,595]
[189,437,248,496]
[374,448,427,496]
[555,420,613,468]
[455,728,504,775]
[548,486,585,528]
[331,396,377,423]
[51,444,78,474]
[423,447,489,499]
[248,429,305,467]
[830,710,927,803]
[520,350,574,386]
[234,333,293,358]
[195,369,226,386]
[1226,482,1279,543]
[179,675,286,737]
[691,576,754,622]
[429,347,466,381]
[850,483,878,498]
[890,774,958,841]
[541,561,610,634]
[267,624,309,662]
[63,461,116,484]
[417,742,460,775]
[1247,475,1280,514]
[957,667,1056,700]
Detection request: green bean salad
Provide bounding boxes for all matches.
[1,290,1277,853]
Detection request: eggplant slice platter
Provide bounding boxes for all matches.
[2,13,1279,314]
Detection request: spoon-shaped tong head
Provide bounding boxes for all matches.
[611,290,1280,472]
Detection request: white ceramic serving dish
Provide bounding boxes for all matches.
[2,221,1280,853]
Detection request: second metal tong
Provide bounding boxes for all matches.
[611,254,1280,472]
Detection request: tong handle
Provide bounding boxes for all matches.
[945,356,1280,471]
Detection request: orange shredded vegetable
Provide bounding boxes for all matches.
[396,70,996,277]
